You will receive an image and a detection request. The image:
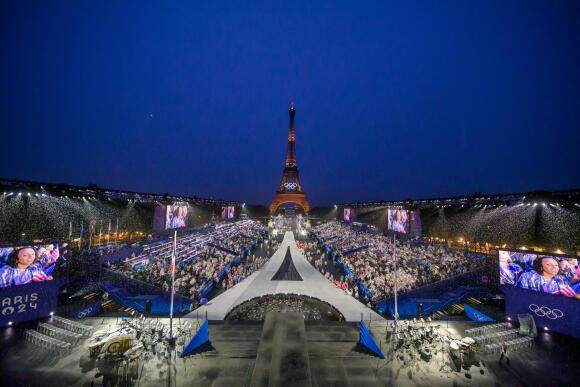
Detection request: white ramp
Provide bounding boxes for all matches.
[188,231,384,322]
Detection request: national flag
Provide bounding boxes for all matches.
[559,285,576,298]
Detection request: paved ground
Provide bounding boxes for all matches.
[1,316,579,386]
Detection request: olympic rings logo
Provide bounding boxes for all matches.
[528,304,564,319]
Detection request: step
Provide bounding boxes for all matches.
[250,312,312,387]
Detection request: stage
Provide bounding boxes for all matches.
[188,231,384,322]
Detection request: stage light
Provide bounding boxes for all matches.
[18,192,22,196]
[544,326,549,331]
[507,317,511,321]
[50,312,54,316]
[8,321,12,326]
[542,203,546,206]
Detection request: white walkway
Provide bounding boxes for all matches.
[187,231,384,322]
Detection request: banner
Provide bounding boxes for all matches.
[70,301,102,319]
[0,280,59,327]
[464,304,494,322]
[502,285,579,338]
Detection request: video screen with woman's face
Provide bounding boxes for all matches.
[0,243,68,288]
[343,208,355,222]
[387,209,409,234]
[165,205,188,230]
[221,206,235,220]
[499,250,580,300]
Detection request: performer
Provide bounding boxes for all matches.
[499,342,510,365]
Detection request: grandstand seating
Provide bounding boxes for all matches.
[106,220,267,308]
[310,221,488,308]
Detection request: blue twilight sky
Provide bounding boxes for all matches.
[1,1,579,205]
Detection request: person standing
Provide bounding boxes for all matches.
[499,342,510,365]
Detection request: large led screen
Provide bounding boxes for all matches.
[343,208,355,222]
[221,206,235,220]
[499,250,579,299]
[387,209,408,234]
[165,205,188,229]
[410,209,422,237]
[0,243,68,288]
[153,204,189,231]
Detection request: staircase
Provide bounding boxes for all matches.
[431,297,483,320]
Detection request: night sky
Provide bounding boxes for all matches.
[1,1,579,205]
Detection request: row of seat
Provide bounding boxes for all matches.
[465,321,510,336]
[482,336,534,354]
[472,328,519,345]
[52,316,93,336]
[24,329,72,355]
[37,322,83,344]
[25,316,94,355]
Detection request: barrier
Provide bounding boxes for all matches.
[99,246,143,264]
[100,282,192,315]
[69,301,103,319]
[181,320,210,357]
[464,304,495,322]
[502,285,580,338]
[381,268,489,303]
[357,283,373,300]
[201,282,214,298]
[178,253,200,269]
[206,242,238,256]
[102,270,165,296]
[377,286,491,317]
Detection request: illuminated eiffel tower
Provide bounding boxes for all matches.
[269,102,310,214]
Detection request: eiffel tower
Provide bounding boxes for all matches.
[269,102,310,214]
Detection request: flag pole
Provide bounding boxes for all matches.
[115,218,119,245]
[169,230,177,345]
[393,232,398,333]
[79,222,84,250]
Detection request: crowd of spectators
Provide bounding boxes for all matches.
[309,221,486,303]
[108,220,267,303]
[221,238,281,290]
[298,240,363,299]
